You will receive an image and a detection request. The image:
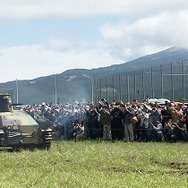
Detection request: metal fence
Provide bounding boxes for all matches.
[1,60,188,104]
[92,59,188,103]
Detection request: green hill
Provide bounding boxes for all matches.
[1,47,188,104]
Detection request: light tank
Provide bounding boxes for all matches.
[0,93,52,150]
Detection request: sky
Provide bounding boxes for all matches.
[0,0,188,83]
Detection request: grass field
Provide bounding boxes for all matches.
[0,141,187,188]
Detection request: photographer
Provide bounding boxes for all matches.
[139,108,150,142]
[173,120,187,142]
[99,105,111,140]
[150,121,163,142]
[163,120,175,142]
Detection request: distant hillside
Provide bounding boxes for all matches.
[91,47,188,77]
[1,47,188,104]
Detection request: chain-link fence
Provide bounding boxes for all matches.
[1,60,188,104]
[92,60,188,103]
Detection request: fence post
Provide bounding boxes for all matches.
[171,63,174,101]
[160,65,163,98]
[142,69,145,100]
[134,72,136,100]
[16,79,19,104]
[182,60,185,98]
[54,76,57,104]
[151,67,154,98]
[99,78,102,99]
[112,76,115,100]
[90,76,94,103]
[119,74,122,100]
[96,79,98,102]
[126,73,130,102]
[105,77,108,101]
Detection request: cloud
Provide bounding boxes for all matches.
[1,0,188,83]
[0,41,119,82]
[1,9,188,82]
[0,0,188,20]
[99,10,188,60]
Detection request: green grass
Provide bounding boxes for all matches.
[0,141,188,187]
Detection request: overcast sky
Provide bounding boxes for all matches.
[0,0,188,83]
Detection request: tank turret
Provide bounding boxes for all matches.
[0,93,12,112]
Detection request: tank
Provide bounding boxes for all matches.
[0,94,52,150]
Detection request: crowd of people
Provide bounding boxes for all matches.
[22,98,188,142]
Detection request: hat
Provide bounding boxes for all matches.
[73,109,78,113]
[154,120,160,124]
[42,102,46,106]
[177,104,183,109]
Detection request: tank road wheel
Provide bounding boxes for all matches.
[11,146,21,152]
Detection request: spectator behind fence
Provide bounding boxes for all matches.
[99,105,111,140]
[22,98,188,143]
[86,103,101,139]
[122,104,135,142]
[111,105,124,140]
[150,121,163,142]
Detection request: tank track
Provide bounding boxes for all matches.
[41,129,53,149]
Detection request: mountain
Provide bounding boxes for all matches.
[1,47,188,104]
[91,47,188,77]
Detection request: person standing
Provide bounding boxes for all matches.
[100,106,111,140]
[139,109,150,141]
[111,106,124,140]
[86,104,101,139]
[122,105,135,142]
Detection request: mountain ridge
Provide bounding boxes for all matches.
[1,47,188,104]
